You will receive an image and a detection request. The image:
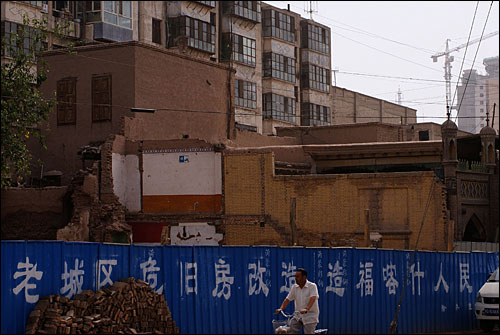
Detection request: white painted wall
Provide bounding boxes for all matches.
[143,151,222,196]
[112,153,141,212]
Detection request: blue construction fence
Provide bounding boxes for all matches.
[1,241,498,334]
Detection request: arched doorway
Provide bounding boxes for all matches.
[462,214,486,242]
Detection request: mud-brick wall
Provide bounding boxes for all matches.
[1,187,69,240]
[224,152,449,250]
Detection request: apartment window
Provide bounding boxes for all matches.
[262,9,295,43]
[263,52,296,83]
[221,33,256,66]
[480,101,484,105]
[479,93,484,97]
[92,74,112,122]
[263,93,296,123]
[235,80,257,109]
[480,86,484,90]
[56,77,77,125]
[19,1,46,7]
[52,1,76,18]
[152,18,161,44]
[301,103,330,126]
[103,1,132,28]
[194,1,216,7]
[77,1,102,22]
[302,63,330,92]
[222,1,261,23]
[1,22,42,58]
[301,22,329,54]
[480,108,484,113]
[168,16,215,54]
[418,130,429,141]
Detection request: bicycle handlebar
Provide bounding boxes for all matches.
[277,310,299,319]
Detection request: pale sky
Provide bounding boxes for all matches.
[265,1,500,125]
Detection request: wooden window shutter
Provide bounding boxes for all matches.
[92,74,112,122]
[152,18,161,44]
[57,80,67,124]
[57,77,76,125]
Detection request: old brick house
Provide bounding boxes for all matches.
[2,35,497,248]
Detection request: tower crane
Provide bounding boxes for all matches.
[431,30,499,110]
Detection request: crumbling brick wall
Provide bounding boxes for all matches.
[57,135,131,243]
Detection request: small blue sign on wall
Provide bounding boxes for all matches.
[179,155,189,163]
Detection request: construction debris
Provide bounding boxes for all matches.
[25,278,179,334]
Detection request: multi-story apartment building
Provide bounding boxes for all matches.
[260,3,300,134]
[220,1,263,133]
[2,1,332,135]
[456,56,499,134]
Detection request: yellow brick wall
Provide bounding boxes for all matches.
[224,154,263,214]
[224,224,287,245]
[224,152,448,250]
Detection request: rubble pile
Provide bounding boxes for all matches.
[25,278,179,334]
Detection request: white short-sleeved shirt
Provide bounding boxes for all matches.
[286,280,320,324]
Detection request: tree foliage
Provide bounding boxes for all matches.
[1,15,72,188]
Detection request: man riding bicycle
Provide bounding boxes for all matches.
[276,268,319,334]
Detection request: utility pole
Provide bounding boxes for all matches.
[396,86,403,105]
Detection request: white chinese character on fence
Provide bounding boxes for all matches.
[459,263,472,293]
[326,260,345,297]
[280,261,296,293]
[248,260,269,297]
[140,254,163,294]
[382,263,399,295]
[212,258,234,300]
[181,262,197,295]
[434,262,449,293]
[13,257,44,304]
[317,251,324,288]
[60,258,84,299]
[97,259,117,289]
[356,262,373,297]
[408,262,425,296]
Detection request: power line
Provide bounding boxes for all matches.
[313,4,482,69]
[331,30,443,74]
[389,176,437,334]
[455,1,495,123]
[1,94,493,119]
[450,1,479,111]
[374,84,444,96]
[470,104,496,133]
[336,70,499,86]
[278,1,489,70]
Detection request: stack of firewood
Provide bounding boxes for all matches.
[25,277,179,334]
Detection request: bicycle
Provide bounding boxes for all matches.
[272,310,328,334]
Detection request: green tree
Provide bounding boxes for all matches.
[1,15,73,188]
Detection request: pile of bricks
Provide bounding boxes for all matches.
[25,278,179,334]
